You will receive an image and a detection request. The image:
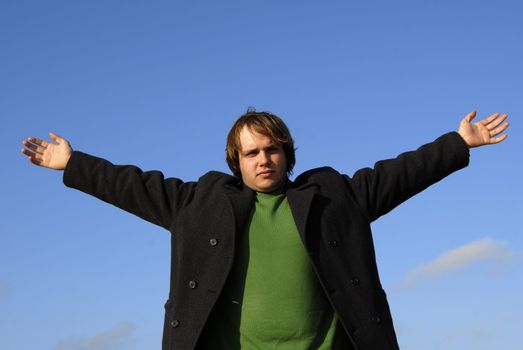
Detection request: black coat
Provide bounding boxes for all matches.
[63,132,469,350]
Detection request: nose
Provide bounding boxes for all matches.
[259,151,271,165]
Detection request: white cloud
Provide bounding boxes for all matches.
[52,322,135,350]
[399,237,516,288]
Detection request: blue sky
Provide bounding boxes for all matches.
[2,0,521,349]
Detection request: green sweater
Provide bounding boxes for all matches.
[201,192,337,349]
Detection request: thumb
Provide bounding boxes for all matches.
[49,132,64,144]
[464,110,477,123]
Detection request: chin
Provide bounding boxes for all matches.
[259,182,282,193]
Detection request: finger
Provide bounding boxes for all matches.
[489,121,509,136]
[479,112,500,126]
[21,147,45,161]
[21,148,37,158]
[464,110,477,122]
[27,137,50,148]
[485,113,508,130]
[490,133,508,144]
[22,140,45,154]
[21,148,45,166]
[29,157,43,166]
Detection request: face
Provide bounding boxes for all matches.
[238,126,287,193]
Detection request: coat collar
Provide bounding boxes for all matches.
[223,179,318,240]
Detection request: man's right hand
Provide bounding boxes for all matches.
[21,132,73,170]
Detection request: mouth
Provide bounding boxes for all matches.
[257,170,275,177]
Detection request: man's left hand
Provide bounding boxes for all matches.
[458,110,509,148]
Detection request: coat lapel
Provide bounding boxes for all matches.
[286,184,317,240]
[224,183,255,238]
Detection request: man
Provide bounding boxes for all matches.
[21,110,509,349]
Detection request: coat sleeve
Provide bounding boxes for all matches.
[63,151,196,230]
[346,132,470,222]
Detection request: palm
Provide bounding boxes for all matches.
[21,132,73,170]
[40,143,67,168]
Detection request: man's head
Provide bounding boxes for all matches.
[226,110,296,192]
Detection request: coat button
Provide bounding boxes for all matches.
[371,316,382,324]
[170,319,179,328]
[189,280,198,289]
[209,238,218,246]
[328,240,338,247]
[350,278,360,286]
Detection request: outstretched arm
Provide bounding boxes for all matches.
[21,132,73,170]
[458,111,509,148]
[21,133,195,229]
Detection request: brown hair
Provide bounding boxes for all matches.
[226,109,296,178]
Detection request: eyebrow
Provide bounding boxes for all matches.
[241,143,280,155]
[241,147,259,155]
